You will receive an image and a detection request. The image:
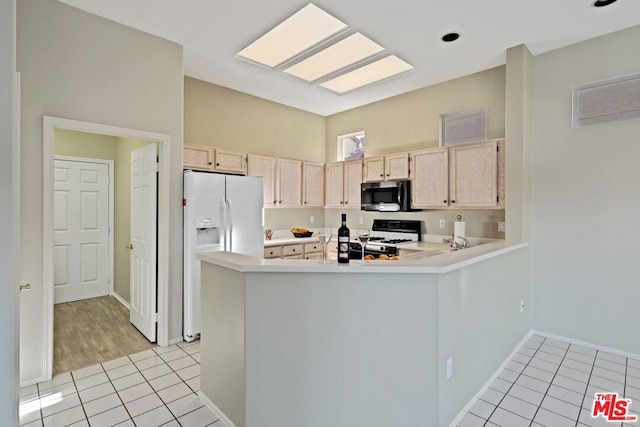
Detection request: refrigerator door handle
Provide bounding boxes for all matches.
[227,198,233,253]
[221,198,228,251]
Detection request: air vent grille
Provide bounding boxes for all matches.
[573,74,640,128]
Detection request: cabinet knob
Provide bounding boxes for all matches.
[292,249,296,252]
[304,201,307,204]
[380,174,383,177]
[208,162,212,165]
[386,174,389,176]
[345,201,348,204]
[279,200,282,204]
[273,200,277,205]
[451,200,456,204]
[216,163,220,166]
[443,200,447,203]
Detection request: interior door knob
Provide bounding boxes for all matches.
[19,283,31,291]
[126,244,134,250]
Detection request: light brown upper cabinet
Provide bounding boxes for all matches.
[324,160,363,208]
[276,158,302,208]
[410,148,449,208]
[362,157,385,182]
[214,148,247,174]
[384,153,410,180]
[410,139,504,209]
[363,154,409,182]
[302,161,324,207]
[183,143,246,174]
[247,154,277,208]
[183,143,214,171]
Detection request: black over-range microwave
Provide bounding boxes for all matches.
[361,180,417,212]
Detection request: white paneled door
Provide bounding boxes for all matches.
[53,159,110,304]
[129,143,158,342]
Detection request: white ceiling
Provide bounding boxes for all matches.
[58,0,639,116]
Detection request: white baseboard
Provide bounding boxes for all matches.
[448,330,533,427]
[198,391,236,427]
[531,330,640,360]
[168,336,184,346]
[111,292,130,310]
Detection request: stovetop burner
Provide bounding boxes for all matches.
[370,219,422,245]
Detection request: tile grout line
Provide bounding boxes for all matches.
[525,340,571,427]
[479,336,547,426]
[574,348,599,427]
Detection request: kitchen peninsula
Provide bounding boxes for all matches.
[197,241,528,427]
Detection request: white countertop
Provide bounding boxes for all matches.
[198,240,527,274]
[264,235,319,247]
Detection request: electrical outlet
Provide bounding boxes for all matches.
[439,219,446,229]
[446,357,453,379]
[359,216,364,225]
[310,216,314,224]
[520,300,525,312]
[498,221,505,232]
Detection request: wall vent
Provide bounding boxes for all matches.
[573,73,640,128]
[440,107,488,147]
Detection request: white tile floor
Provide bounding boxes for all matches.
[457,334,640,427]
[19,341,220,427]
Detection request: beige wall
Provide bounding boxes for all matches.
[54,128,117,160]
[18,0,183,384]
[185,77,326,162]
[325,66,506,161]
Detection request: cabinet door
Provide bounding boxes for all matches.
[214,148,246,175]
[449,141,498,208]
[303,161,324,207]
[325,162,345,208]
[410,148,449,208]
[344,160,363,208]
[385,153,409,180]
[183,144,214,171]
[362,157,385,182]
[247,154,277,208]
[276,158,302,207]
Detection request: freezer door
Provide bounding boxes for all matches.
[183,170,226,341]
[225,175,264,257]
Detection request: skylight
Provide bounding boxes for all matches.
[320,55,414,95]
[237,3,413,94]
[284,33,384,82]
[237,4,348,69]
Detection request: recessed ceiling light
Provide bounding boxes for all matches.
[284,33,385,82]
[592,0,618,6]
[441,32,460,42]
[320,55,414,95]
[237,3,348,69]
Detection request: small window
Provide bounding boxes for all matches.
[440,107,488,147]
[337,131,365,161]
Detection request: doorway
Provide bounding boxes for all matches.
[40,116,171,381]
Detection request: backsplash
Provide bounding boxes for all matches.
[265,208,505,239]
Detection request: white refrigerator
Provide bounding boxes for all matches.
[183,170,264,342]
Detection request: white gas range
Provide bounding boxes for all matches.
[350,219,422,259]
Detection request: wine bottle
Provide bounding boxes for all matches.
[338,213,350,264]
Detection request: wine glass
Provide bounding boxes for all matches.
[318,228,332,264]
[357,229,371,263]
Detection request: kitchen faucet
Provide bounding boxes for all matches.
[443,236,470,251]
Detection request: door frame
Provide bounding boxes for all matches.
[42,116,171,380]
[53,155,115,299]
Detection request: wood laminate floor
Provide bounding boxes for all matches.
[54,295,156,375]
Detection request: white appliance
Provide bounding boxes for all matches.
[183,170,264,342]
